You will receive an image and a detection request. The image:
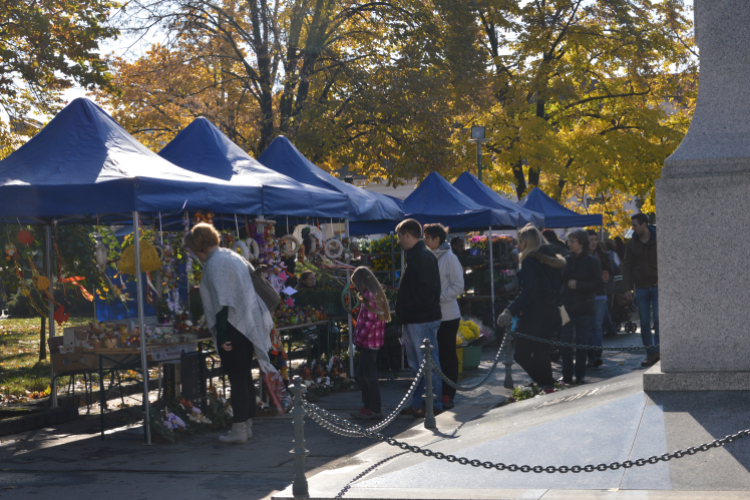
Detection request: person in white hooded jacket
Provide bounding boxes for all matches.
[424,223,464,410]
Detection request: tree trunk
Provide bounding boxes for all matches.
[39,315,46,361]
[250,0,276,153]
[512,158,527,200]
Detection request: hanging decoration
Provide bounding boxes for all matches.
[16,229,34,245]
[279,234,301,258]
[119,240,163,275]
[324,238,343,259]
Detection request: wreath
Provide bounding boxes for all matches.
[280,234,302,258]
[324,238,343,259]
[232,240,250,260]
[247,238,260,261]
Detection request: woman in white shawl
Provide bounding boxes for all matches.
[185,223,274,444]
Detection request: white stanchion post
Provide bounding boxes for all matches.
[133,212,152,445]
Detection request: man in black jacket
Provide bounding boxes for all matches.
[560,229,602,384]
[395,219,443,416]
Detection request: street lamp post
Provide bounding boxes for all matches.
[468,125,490,182]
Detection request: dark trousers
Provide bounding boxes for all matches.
[217,324,256,422]
[514,336,555,387]
[356,347,381,413]
[561,315,593,382]
[437,319,460,399]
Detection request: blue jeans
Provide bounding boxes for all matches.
[561,315,593,382]
[589,297,607,361]
[403,321,443,410]
[635,287,659,354]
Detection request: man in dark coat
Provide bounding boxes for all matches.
[622,213,659,367]
[560,229,602,384]
[395,219,443,416]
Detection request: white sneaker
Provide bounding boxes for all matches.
[246,419,253,439]
[218,422,247,444]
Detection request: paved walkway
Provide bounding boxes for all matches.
[0,332,663,499]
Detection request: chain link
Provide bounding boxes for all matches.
[303,400,750,473]
[434,334,508,392]
[510,331,659,352]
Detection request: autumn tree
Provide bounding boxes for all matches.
[97,40,262,151]
[102,0,474,178]
[448,0,697,232]
[0,0,119,157]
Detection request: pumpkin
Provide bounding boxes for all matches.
[119,240,163,275]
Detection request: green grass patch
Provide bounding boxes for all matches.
[0,316,93,403]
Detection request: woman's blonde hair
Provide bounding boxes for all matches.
[184,223,221,253]
[351,266,391,322]
[517,224,547,262]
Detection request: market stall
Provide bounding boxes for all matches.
[0,98,273,444]
[258,136,405,376]
[158,118,360,374]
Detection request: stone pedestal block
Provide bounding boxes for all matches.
[646,0,750,391]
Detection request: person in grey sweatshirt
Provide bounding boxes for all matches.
[424,223,464,410]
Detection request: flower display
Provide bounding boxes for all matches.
[163,412,186,430]
[456,319,481,345]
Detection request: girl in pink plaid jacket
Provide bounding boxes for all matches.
[350,267,391,420]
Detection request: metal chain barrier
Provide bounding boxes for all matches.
[434,333,509,392]
[303,358,428,437]
[510,330,660,352]
[302,398,750,473]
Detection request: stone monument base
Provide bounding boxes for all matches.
[643,362,750,391]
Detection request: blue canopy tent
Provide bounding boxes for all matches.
[0,100,263,223]
[404,172,518,230]
[0,98,265,443]
[518,187,603,227]
[158,118,349,219]
[257,136,403,226]
[452,172,545,228]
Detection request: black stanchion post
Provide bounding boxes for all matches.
[290,375,309,497]
[421,339,436,429]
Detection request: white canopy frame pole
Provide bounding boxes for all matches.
[488,226,495,323]
[46,224,57,408]
[133,212,152,445]
[345,219,354,377]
